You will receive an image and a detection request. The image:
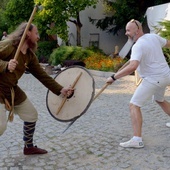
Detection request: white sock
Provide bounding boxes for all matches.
[132,136,142,142]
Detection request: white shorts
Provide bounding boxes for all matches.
[130,75,170,107]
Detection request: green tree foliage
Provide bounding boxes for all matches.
[159,20,170,39]
[0,0,9,35]
[34,0,98,45]
[89,0,170,35]
[159,20,170,65]
[1,0,97,43]
[4,0,34,32]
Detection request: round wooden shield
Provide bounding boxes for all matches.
[46,66,95,122]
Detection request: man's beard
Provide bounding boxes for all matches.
[27,39,37,52]
[128,34,136,43]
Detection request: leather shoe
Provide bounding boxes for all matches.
[24,145,48,155]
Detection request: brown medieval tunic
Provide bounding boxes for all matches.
[0,39,63,106]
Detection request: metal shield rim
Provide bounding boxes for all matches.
[46,66,95,122]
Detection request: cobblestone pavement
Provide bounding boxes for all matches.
[0,72,170,170]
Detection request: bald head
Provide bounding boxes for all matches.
[3,31,7,36]
[125,19,144,42]
[126,19,142,31]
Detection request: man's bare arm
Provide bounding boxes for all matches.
[117,60,130,72]
[164,40,170,48]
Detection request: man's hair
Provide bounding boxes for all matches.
[8,22,37,52]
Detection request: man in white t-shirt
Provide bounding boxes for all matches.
[106,19,170,148]
[1,31,7,40]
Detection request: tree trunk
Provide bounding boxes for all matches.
[69,12,82,46]
[76,12,82,46]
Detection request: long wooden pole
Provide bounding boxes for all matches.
[14,5,38,61]
[56,72,83,115]
[93,83,109,101]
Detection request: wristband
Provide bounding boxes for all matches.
[111,74,116,81]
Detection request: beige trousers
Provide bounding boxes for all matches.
[0,98,38,135]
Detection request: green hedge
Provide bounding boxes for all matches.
[49,46,94,66]
[36,41,58,63]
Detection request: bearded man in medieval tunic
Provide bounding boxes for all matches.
[0,22,73,155]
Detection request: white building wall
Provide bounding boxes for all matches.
[67,1,127,55]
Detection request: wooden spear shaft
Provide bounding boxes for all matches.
[56,72,83,115]
[93,60,131,100]
[93,83,109,101]
[14,5,38,61]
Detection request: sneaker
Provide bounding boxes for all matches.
[24,145,48,155]
[166,122,170,128]
[119,138,144,148]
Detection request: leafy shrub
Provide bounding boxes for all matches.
[163,48,170,65]
[85,46,106,55]
[49,46,94,66]
[159,20,170,65]
[49,45,127,72]
[36,41,57,63]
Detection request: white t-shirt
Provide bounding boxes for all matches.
[130,34,170,78]
[1,35,7,40]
